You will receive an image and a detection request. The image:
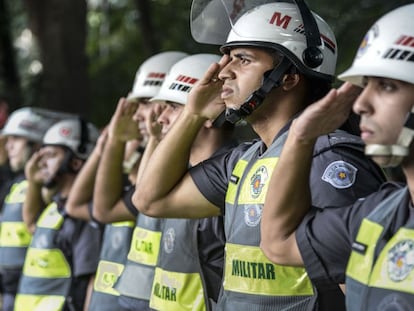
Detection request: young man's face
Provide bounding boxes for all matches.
[157,102,184,137]
[133,98,153,139]
[353,77,414,163]
[218,47,275,110]
[39,145,67,187]
[6,136,32,172]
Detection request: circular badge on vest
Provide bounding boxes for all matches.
[250,165,269,198]
[321,160,357,189]
[163,227,175,254]
[244,205,262,227]
[387,239,414,282]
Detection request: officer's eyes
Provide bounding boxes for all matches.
[239,56,250,65]
[378,79,396,92]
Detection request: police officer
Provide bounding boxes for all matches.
[133,1,386,310]
[260,4,414,310]
[14,118,102,311]
[147,53,235,311]
[0,107,69,311]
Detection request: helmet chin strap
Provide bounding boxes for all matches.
[365,110,414,167]
[225,57,293,124]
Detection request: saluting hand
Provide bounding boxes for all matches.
[146,103,164,141]
[24,150,46,185]
[186,55,230,120]
[291,82,362,144]
[108,97,142,143]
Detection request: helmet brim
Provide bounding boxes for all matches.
[339,64,414,87]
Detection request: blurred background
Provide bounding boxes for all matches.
[0,0,412,127]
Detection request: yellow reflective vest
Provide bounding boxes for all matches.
[14,202,71,311]
[217,133,315,311]
[89,221,134,311]
[150,218,218,311]
[346,188,414,310]
[0,178,32,269]
[115,213,163,303]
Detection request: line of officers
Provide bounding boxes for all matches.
[0,1,414,311]
[0,50,242,311]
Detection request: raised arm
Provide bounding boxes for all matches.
[92,98,141,223]
[23,150,48,233]
[65,128,108,221]
[133,58,229,219]
[260,82,361,265]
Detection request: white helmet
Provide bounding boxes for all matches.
[1,107,74,143]
[43,118,100,160]
[191,0,337,81]
[339,4,414,167]
[127,51,188,102]
[150,53,221,105]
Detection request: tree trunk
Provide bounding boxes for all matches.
[134,0,159,57]
[0,0,22,110]
[25,0,90,118]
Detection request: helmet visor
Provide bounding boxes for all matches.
[190,0,285,45]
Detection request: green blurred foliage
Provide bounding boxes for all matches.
[4,0,414,126]
[86,0,217,126]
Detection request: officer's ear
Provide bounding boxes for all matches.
[282,73,300,91]
[69,158,84,173]
[204,119,214,129]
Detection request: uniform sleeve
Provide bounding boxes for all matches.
[197,216,225,302]
[296,183,400,285]
[310,136,386,208]
[190,143,251,213]
[122,185,139,217]
[72,220,103,277]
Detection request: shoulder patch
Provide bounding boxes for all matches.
[321,160,357,189]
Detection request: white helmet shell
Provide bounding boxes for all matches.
[43,118,100,160]
[339,4,414,167]
[1,107,74,143]
[339,4,414,86]
[191,1,337,81]
[150,53,221,105]
[127,51,188,102]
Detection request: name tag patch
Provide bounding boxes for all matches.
[230,174,240,184]
[352,241,367,255]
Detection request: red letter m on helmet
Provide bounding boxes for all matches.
[269,12,292,29]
